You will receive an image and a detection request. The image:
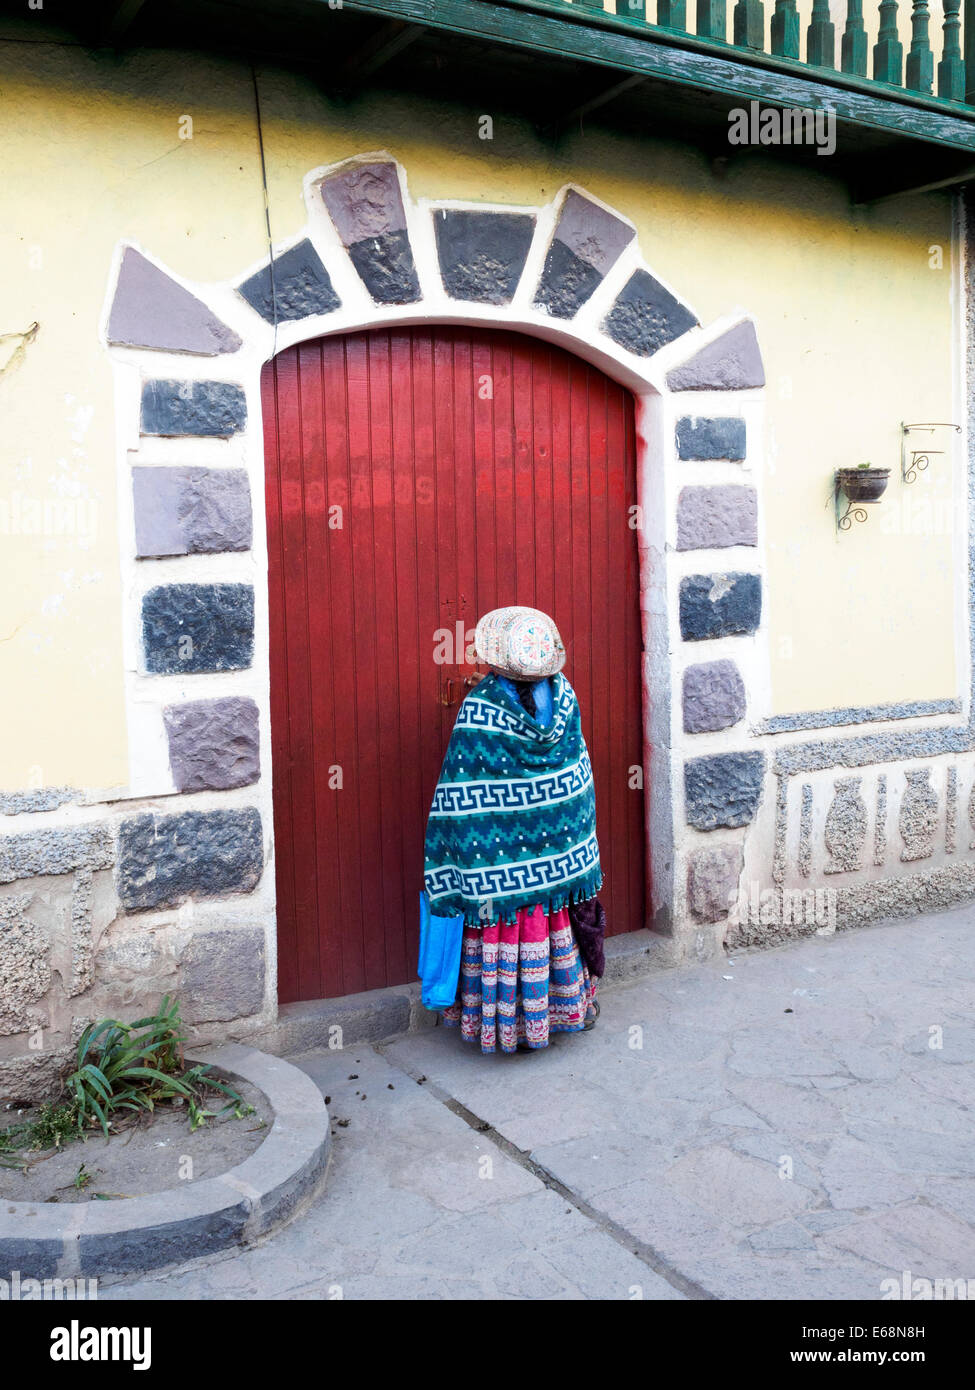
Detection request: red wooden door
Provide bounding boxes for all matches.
[263,326,645,1004]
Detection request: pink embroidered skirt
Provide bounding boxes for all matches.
[442,903,598,1054]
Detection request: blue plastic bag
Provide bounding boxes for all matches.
[418,891,464,1010]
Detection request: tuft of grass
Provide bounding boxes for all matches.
[1,998,251,1166]
[0,1101,81,1165]
[64,996,247,1138]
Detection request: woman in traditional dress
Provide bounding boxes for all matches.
[420,606,606,1054]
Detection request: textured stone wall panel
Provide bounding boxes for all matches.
[178,927,266,1024]
[687,844,744,922]
[108,247,241,355]
[133,467,252,558]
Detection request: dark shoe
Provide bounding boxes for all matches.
[582,999,600,1031]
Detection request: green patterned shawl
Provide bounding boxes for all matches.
[423,672,602,926]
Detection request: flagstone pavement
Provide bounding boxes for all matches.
[101,905,975,1300]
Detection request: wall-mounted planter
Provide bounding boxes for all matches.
[835,467,890,529]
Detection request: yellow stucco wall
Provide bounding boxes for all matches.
[0,39,959,790]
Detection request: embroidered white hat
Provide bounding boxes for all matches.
[473,606,566,679]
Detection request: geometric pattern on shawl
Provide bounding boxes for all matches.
[423,671,602,925]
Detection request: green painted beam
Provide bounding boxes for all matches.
[336,0,975,152]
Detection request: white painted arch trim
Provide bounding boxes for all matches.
[103,151,769,970]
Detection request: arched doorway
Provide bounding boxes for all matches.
[262,324,646,1003]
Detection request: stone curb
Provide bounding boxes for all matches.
[0,1042,329,1281]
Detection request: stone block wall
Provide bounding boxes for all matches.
[4,150,971,1095]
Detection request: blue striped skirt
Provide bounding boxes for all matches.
[442,903,597,1054]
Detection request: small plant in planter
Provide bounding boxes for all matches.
[836,462,891,504]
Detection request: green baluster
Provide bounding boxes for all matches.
[657,0,686,28]
[619,0,649,17]
[874,0,904,83]
[573,1,605,8]
[771,0,800,57]
[937,0,964,98]
[734,0,765,48]
[906,0,934,90]
[807,0,836,66]
[697,0,727,40]
[841,0,869,74]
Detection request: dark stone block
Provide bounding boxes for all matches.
[603,270,698,357]
[347,230,420,304]
[116,808,264,911]
[667,320,765,391]
[676,416,746,461]
[142,584,254,674]
[133,467,252,558]
[679,572,762,641]
[179,926,266,1023]
[237,239,341,322]
[684,751,766,830]
[0,1239,62,1281]
[434,210,536,304]
[164,697,260,792]
[534,238,605,319]
[683,659,747,732]
[141,380,247,438]
[109,247,241,356]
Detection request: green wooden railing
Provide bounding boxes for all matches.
[491,0,974,104]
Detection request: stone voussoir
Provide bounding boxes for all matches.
[321,161,421,305]
[603,268,698,358]
[236,238,341,322]
[434,209,536,305]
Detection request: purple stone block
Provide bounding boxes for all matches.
[553,190,635,275]
[321,162,408,244]
[163,697,260,792]
[109,248,241,355]
[677,485,758,551]
[667,320,765,391]
[133,467,252,557]
[682,660,747,732]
